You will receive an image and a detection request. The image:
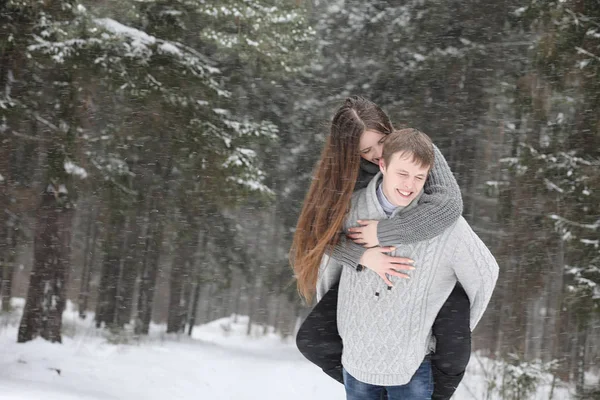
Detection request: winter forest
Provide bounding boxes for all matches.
[0,0,599,399]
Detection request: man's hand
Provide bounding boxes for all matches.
[347,220,380,248]
[359,246,415,287]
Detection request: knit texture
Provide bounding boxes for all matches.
[317,173,498,386]
[330,144,463,269]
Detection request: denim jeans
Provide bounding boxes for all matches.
[343,357,433,400]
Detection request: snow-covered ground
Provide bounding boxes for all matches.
[0,299,578,399]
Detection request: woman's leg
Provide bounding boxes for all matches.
[386,356,434,400]
[430,283,471,400]
[295,281,344,384]
[343,368,386,400]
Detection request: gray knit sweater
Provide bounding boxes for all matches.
[331,144,463,268]
[317,173,499,386]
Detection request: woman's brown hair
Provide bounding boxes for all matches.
[290,96,393,303]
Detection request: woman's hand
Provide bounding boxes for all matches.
[347,220,380,248]
[359,246,414,287]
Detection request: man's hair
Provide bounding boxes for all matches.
[382,128,434,169]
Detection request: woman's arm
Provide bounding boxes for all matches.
[329,236,366,270]
[332,145,462,266]
[377,144,463,245]
[331,145,461,266]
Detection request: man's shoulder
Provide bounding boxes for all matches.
[445,216,487,249]
[351,187,368,201]
[344,187,378,230]
[349,186,369,209]
[446,216,471,236]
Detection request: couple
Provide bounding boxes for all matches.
[290,97,499,400]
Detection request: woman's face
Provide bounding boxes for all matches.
[359,129,387,164]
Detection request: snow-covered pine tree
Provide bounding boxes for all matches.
[515,0,600,390]
[10,0,311,341]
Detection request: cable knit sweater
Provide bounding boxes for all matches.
[317,173,499,386]
[330,144,463,268]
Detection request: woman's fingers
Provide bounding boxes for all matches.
[378,272,394,287]
[389,263,414,271]
[379,246,396,253]
[387,269,410,279]
[388,256,414,266]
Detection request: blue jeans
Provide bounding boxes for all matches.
[343,357,433,400]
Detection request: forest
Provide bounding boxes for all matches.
[0,0,598,396]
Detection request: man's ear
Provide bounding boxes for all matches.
[379,158,386,173]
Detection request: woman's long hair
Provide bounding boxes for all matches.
[290,96,393,303]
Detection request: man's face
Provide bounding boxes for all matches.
[379,151,430,207]
[359,130,386,164]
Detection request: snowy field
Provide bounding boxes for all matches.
[0,299,578,400]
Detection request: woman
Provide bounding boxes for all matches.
[291,97,470,400]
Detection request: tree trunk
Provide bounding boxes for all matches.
[247,277,260,336]
[18,186,74,343]
[180,260,193,329]
[186,232,208,336]
[115,210,142,328]
[78,204,97,319]
[187,281,202,337]
[166,250,188,333]
[79,212,99,319]
[1,260,14,312]
[95,189,126,328]
[273,294,282,335]
[1,218,17,312]
[166,222,197,333]
[204,284,215,324]
[134,194,164,335]
[232,279,243,323]
[575,324,588,395]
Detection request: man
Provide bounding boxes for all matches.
[317,128,499,400]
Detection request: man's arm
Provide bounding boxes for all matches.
[316,254,343,302]
[451,220,499,330]
[378,144,463,245]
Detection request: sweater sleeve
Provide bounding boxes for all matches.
[451,220,499,330]
[329,235,367,270]
[316,254,343,302]
[377,144,463,245]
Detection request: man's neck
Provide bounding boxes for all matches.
[377,182,402,217]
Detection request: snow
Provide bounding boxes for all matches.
[0,299,578,400]
[545,178,565,193]
[94,18,156,46]
[64,161,88,179]
[158,43,181,56]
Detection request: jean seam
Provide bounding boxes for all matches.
[424,358,433,398]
